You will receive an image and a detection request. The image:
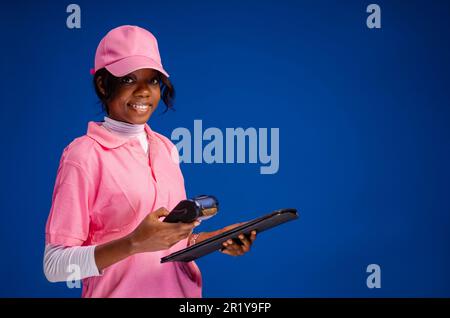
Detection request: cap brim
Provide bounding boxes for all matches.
[105,55,169,78]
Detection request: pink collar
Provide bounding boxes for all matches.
[87,121,154,149]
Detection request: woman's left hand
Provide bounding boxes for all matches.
[213,223,257,256]
[193,223,257,256]
[220,229,257,256]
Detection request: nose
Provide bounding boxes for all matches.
[134,82,151,99]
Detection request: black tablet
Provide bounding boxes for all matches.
[160,208,298,263]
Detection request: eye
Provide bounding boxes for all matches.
[149,77,159,85]
[120,76,134,84]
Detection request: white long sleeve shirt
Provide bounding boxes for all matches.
[43,244,100,282]
[43,116,148,283]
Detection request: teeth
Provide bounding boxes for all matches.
[129,103,150,111]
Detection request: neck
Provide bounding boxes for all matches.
[102,116,145,137]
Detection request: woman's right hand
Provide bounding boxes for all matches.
[127,207,200,254]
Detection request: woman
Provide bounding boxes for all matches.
[43,25,256,298]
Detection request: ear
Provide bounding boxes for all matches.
[96,76,106,96]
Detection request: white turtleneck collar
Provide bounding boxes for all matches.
[102,116,145,136]
[101,116,149,154]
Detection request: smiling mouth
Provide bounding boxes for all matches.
[127,103,152,113]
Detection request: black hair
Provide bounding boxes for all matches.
[93,68,175,114]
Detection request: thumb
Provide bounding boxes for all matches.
[221,222,247,232]
[152,207,170,218]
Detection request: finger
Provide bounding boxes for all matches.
[222,222,247,232]
[161,221,184,230]
[177,233,190,241]
[177,227,196,238]
[178,226,196,239]
[237,234,249,246]
[221,242,239,256]
[250,231,257,241]
[227,239,242,253]
[238,235,251,251]
[220,242,228,252]
[222,241,237,252]
[220,248,234,256]
[179,224,199,238]
[239,234,250,244]
[179,220,201,232]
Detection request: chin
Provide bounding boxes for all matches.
[131,118,149,125]
[125,113,153,125]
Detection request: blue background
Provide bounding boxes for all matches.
[0,0,449,297]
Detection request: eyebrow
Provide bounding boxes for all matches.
[126,73,159,80]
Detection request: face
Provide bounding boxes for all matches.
[98,68,161,124]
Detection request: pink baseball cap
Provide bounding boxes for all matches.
[91,25,169,77]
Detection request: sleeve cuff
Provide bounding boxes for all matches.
[45,232,85,246]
